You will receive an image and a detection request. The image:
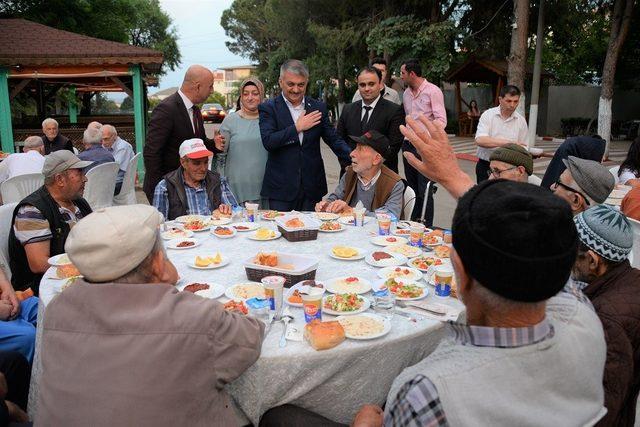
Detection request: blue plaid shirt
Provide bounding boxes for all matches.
[152,175,238,220]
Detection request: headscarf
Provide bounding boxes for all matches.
[237,77,265,111]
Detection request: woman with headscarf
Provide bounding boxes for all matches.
[214,77,268,206]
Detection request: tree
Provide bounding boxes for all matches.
[204,91,227,106]
[598,0,634,157]
[507,0,530,113]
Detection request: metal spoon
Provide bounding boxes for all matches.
[279,315,294,348]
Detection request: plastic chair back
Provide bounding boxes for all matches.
[84,162,119,210]
[1,173,44,204]
[609,165,620,183]
[113,152,141,206]
[629,217,640,269]
[528,175,542,186]
[0,203,17,280]
[402,185,416,220]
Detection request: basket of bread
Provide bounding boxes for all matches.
[244,251,319,287]
[275,214,321,242]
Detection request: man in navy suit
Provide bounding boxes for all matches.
[259,59,352,211]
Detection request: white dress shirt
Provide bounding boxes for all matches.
[0,150,45,184]
[353,84,402,105]
[283,94,305,144]
[475,106,529,161]
[105,137,135,183]
[361,94,381,122]
[178,89,196,133]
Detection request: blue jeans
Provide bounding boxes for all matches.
[0,297,38,363]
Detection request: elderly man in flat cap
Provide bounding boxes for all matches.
[572,205,640,427]
[551,156,615,215]
[8,151,93,295]
[36,205,264,426]
[487,143,533,183]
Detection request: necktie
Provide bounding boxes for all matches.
[361,106,372,131]
[192,105,202,136]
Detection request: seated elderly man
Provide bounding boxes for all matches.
[40,118,73,154]
[153,138,232,220]
[0,136,45,185]
[78,126,115,171]
[572,205,640,426]
[8,151,93,295]
[315,130,404,218]
[101,124,135,194]
[36,205,264,425]
[487,143,532,183]
[351,117,608,427]
[551,156,615,215]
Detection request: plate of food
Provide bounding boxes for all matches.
[210,217,232,226]
[377,266,423,281]
[330,246,366,261]
[179,282,225,299]
[175,214,208,224]
[224,300,249,314]
[315,212,340,221]
[336,313,391,340]
[166,238,200,250]
[211,226,237,238]
[422,234,443,247]
[285,280,325,307]
[186,253,229,269]
[48,253,72,266]
[387,244,422,258]
[407,255,448,272]
[283,217,305,229]
[319,221,344,233]
[392,228,411,237]
[434,245,451,259]
[224,282,266,301]
[338,216,373,226]
[247,228,281,241]
[370,235,408,246]
[52,264,81,280]
[161,227,194,240]
[322,293,370,316]
[365,251,408,268]
[378,278,428,301]
[261,210,285,221]
[325,276,372,294]
[233,222,259,232]
[182,218,211,232]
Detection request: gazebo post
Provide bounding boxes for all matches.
[130,65,146,180]
[0,68,14,153]
[68,86,78,124]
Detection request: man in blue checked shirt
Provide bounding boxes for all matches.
[153,138,233,220]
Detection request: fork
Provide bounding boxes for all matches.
[397,301,445,316]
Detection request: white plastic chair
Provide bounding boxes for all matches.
[402,185,416,220]
[0,203,17,280]
[610,165,620,184]
[1,173,44,204]
[628,217,640,269]
[528,175,542,186]
[84,162,119,210]
[113,152,141,206]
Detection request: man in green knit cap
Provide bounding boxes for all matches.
[487,143,533,183]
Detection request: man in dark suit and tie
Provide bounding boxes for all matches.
[259,59,352,211]
[143,65,221,202]
[337,66,404,174]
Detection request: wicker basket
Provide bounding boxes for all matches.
[275,214,321,242]
[276,226,318,242]
[245,266,317,288]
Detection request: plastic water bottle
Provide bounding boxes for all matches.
[389,212,398,234]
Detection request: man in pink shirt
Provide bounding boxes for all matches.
[401,58,447,225]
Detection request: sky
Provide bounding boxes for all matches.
[154,0,249,93]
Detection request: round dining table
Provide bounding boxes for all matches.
[30,213,464,425]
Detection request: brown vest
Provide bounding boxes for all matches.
[343,165,402,213]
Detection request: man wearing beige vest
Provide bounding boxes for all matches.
[36,205,264,426]
[315,130,404,219]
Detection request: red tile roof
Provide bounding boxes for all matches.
[0,19,163,71]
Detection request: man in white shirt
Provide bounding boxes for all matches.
[102,124,135,194]
[0,136,45,185]
[475,85,528,183]
[352,58,401,105]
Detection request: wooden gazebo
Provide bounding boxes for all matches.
[0,19,164,177]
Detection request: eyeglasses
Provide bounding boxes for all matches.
[553,180,591,206]
[487,166,517,178]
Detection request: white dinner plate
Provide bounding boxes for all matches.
[318,223,345,233]
[365,251,408,268]
[161,228,193,240]
[386,244,422,258]
[48,253,72,266]
[422,235,444,247]
[285,280,326,307]
[210,226,237,239]
[210,217,232,226]
[224,282,266,301]
[407,255,450,272]
[374,278,428,301]
[166,238,201,250]
[322,294,371,316]
[337,216,373,226]
[377,266,423,281]
[325,276,372,294]
[261,211,285,221]
[179,282,225,299]
[336,313,391,340]
[247,229,282,241]
[186,255,230,270]
[315,212,340,221]
[233,222,259,232]
[329,246,367,261]
[370,235,408,246]
[175,214,209,224]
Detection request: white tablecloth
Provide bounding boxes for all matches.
[32,216,464,425]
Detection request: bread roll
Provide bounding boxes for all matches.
[304,320,345,351]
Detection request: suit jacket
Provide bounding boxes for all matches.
[143,92,217,202]
[258,95,352,203]
[337,98,404,172]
